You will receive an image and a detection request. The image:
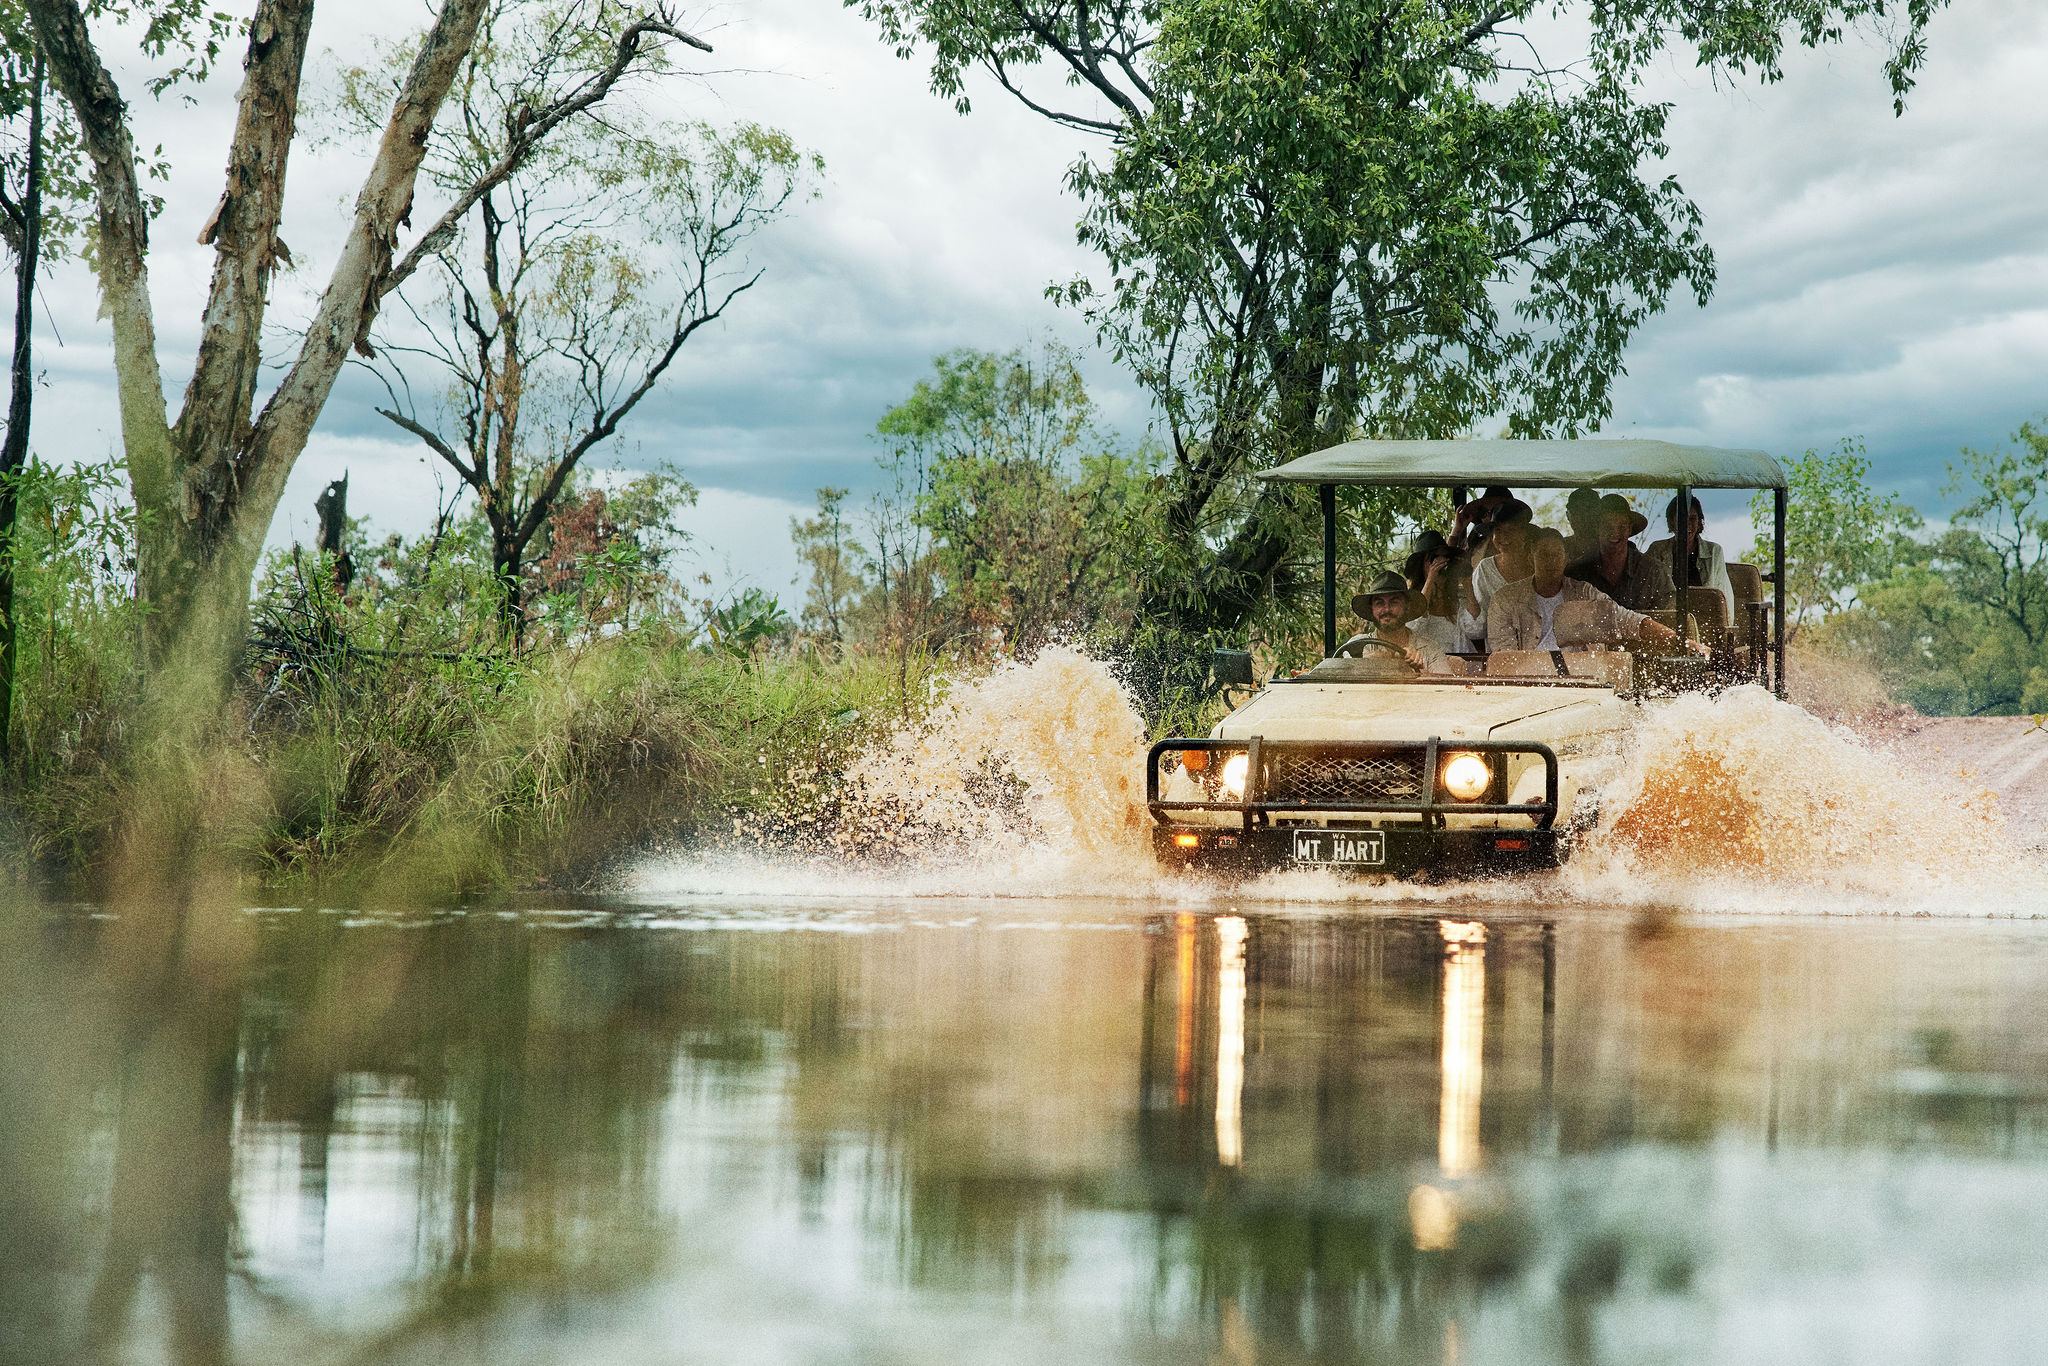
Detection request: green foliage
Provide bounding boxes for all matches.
[1749,439,1921,628]
[0,454,142,866]
[1779,423,2048,717]
[849,0,1944,643]
[704,588,793,660]
[823,342,1160,669]
[244,631,918,899]
[878,343,1157,653]
[790,487,865,645]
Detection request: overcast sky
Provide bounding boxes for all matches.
[20,0,2048,597]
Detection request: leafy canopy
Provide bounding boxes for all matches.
[848,0,1949,646]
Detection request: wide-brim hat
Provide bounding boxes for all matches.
[1598,493,1649,537]
[1350,570,1411,618]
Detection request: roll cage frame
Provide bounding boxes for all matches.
[1255,438,1790,699]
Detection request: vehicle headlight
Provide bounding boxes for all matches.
[1441,752,1492,801]
[1219,752,1250,798]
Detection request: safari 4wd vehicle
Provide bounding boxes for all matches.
[1149,439,1789,878]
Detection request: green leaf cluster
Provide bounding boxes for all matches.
[1762,424,2048,717]
[847,0,1950,649]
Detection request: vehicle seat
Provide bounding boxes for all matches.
[1560,651,1632,689]
[1727,563,1763,610]
[1725,562,1768,673]
[1682,586,1730,633]
[1484,650,1563,678]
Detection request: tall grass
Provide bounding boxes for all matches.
[246,630,933,899]
[0,460,944,898]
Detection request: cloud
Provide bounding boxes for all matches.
[19,0,2048,578]
[1606,0,2048,508]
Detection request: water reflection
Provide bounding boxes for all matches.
[4,901,2048,1364]
[1214,915,1247,1169]
[1437,918,1488,1180]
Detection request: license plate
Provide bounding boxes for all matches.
[1292,829,1385,866]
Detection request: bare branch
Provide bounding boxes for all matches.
[376,404,479,485]
[381,15,714,301]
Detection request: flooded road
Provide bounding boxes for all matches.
[7,895,2048,1366]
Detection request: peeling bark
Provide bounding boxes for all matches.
[25,0,489,688]
[174,0,316,511]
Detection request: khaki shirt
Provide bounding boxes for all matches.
[1567,544,1674,612]
[1485,577,1647,653]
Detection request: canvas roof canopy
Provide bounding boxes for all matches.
[1256,438,1786,490]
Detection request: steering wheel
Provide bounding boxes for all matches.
[1340,636,1417,668]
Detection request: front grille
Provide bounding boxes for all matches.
[1262,750,1425,805]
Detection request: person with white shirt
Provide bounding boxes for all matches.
[1486,529,1699,655]
[1337,571,1461,673]
[1468,512,1534,615]
[1646,493,1737,623]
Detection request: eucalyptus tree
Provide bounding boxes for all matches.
[18,0,712,709]
[852,0,1949,642]
[344,6,816,640]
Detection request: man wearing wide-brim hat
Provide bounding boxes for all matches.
[1566,493,1674,613]
[1335,570,1458,674]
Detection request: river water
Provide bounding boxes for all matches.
[6,655,2048,1365]
[7,897,2048,1366]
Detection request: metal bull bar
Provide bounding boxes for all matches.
[1146,736,1561,834]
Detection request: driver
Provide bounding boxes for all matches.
[1337,571,1460,674]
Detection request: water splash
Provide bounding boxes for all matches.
[629,647,1166,901]
[841,645,1151,866]
[625,655,2042,917]
[1571,685,2030,913]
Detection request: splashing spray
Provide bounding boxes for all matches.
[1575,685,2023,910]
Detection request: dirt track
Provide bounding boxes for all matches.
[1862,715,2048,848]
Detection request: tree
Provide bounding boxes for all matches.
[1796,423,2048,717]
[1934,423,2048,661]
[21,0,713,710]
[352,7,815,640]
[851,0,1948,645]
[878,342,1148,654]
[790,486,866,646]
[526,464,694,638]
[1748,439,1921,632]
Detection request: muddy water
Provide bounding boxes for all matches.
[8,657,2048,1365]
[8,899,2048,1366]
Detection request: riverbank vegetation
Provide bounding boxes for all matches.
[1,454,936,895]
[0,0,1983,893]
[1753,427,2048,719]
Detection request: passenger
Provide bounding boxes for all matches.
[1488,529,1703,655]
[1338,571,1460,673]
[1563,486,1603,563]
[1646,493,1736,622]
[1402,529,1452,594]
[1468,503,1534,614]
[1448,485,1514,554]
[1566,493,1674,612]
[1405,541,1475,654]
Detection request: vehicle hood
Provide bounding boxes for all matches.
[1210,682,1607,744]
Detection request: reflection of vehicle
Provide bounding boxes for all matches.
[1149,439,1788,877]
